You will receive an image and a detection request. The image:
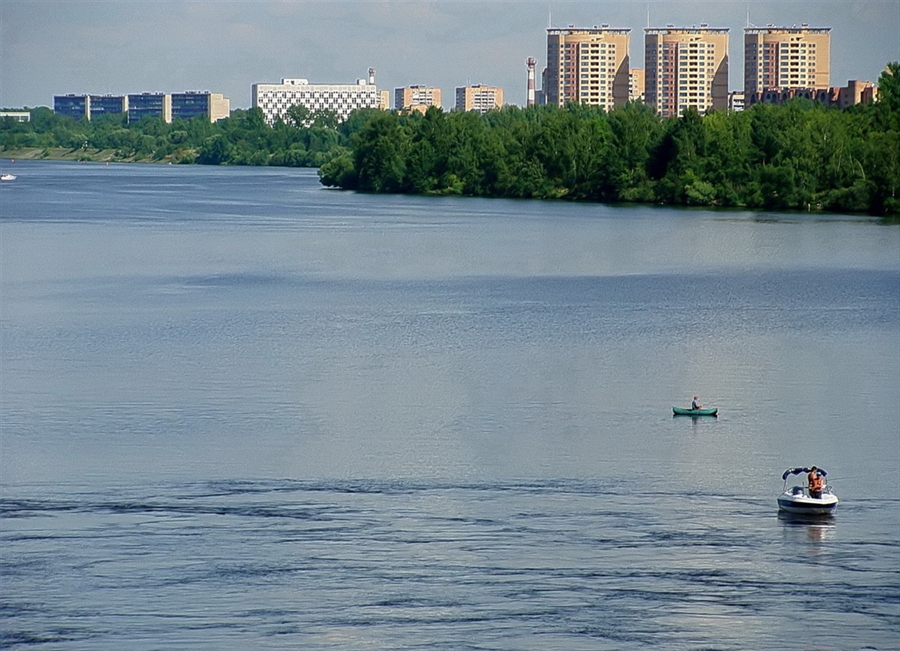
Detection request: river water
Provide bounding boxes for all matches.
[1,161,898,650]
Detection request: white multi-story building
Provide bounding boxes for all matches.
[0,111,31,122]
[252,69,380,124]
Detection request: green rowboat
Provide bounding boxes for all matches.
[673,406,718,416]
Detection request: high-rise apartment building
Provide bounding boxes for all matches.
[744,26,831,103]
[545,26,631,110]
[644,26,729,118]
[454,85,503,113]
[395,85,442,112]
[252,69,380,125]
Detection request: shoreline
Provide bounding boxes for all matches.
[4,149,896,222]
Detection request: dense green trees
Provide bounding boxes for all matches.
[320,64,899,215]
[0,106,347,167]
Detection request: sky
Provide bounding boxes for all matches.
[1,0,898,110]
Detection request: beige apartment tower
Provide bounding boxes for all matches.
[744,26,831,101]
[454,85,503,113]
[378,90,391,111]
[545,26,631,110]
[644,26,729,118]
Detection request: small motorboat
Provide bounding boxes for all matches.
[673,406,717,416]
[777,467,838,516]
[0,173,15,181]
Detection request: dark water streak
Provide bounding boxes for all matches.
[2,479,898,650]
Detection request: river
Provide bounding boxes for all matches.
[1,161,898,650]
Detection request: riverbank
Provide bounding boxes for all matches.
[1,147,188,164]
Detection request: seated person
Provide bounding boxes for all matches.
[691,396,702,410]
[808,466,825,498]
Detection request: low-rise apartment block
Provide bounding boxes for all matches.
[171,92,230,122]
[53,91,229,122]
[752,79,877,108]
[88,95,126,117]
[54,94,125,120]
[0,111,31,122]
[834,80,877,108]
[128,93,171,123]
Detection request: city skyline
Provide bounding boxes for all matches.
[2,1,897,110]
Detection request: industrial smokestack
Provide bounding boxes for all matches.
[526,57,537,106]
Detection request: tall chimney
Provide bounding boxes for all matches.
[526,57,537,106]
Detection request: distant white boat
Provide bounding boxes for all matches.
[1,173,16,181]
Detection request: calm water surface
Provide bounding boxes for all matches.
[1,161,898,650]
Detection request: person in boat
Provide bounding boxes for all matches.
[691,396,702,410]
[808,466,825,498]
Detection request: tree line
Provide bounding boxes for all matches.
[2,63,898,214]
[320,63,900,215]
[0,104,355,168]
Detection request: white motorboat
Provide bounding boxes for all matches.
[0,173,15,181]
[777,467,838,516]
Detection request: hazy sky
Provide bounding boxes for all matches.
[1,0,898,110]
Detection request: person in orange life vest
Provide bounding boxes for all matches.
[808,466,825,498]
